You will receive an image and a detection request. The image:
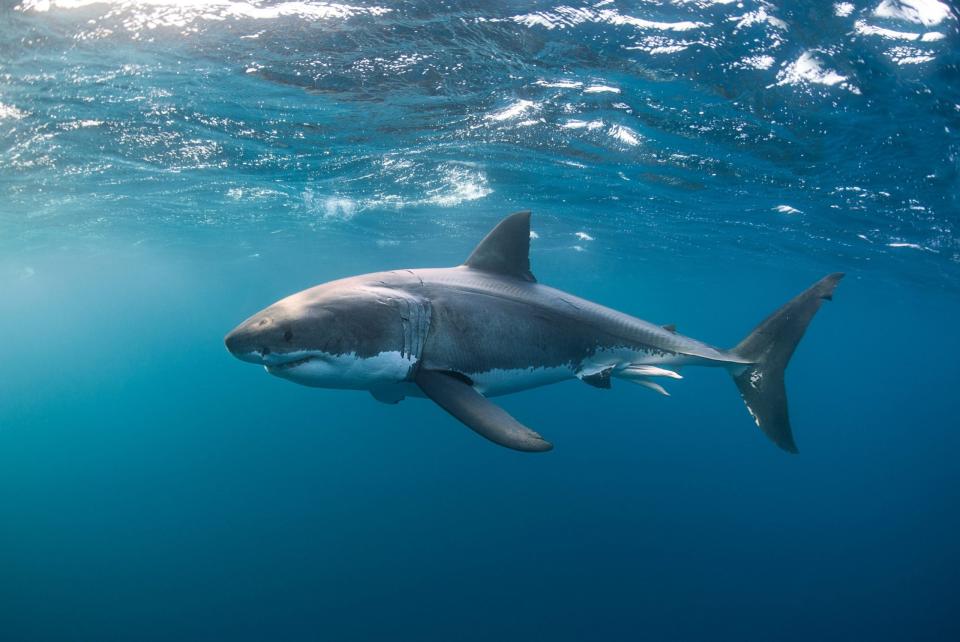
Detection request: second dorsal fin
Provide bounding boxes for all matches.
[463,211,536,282]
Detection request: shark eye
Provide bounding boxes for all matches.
[283,329,293,342]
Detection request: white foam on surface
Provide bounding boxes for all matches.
[424,166,492,206]
[508,6,707,32]
[583,85,621,94]
[484,99,540,122]
[887,46,936,64]
[888,241,938,252]
[855,20,918,39]
[774,52,858,93]
[60,119,103,130]
[367,164,492,210]
[561,119,605,130]
[303,190,359,220]
[0,103,28,120]
[729,6,788,31]
[774,205,802,215]
[17,0,392,35]
[873,0,952,27]
[598,9,707,31]
[609,124,641,145]
[834,2,855,17]
[647,44,690,55]
[739,55,775,70]
[239,187,283,200]
[535,80,583,89]
[18,0,391,19]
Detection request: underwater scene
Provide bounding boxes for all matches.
[1,1,959,640]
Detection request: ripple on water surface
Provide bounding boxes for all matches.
[0,0,958,284]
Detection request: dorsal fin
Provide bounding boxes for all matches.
[463,211,536,282]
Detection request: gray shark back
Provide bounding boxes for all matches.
[405,266,742,380]
[226,211,842,454]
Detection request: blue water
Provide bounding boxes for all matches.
[2,1,959,640]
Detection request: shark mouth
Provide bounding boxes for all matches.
[266,355,316,372]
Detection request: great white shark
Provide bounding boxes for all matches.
[226,212,842,453]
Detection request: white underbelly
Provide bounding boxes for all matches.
[367,366,572,404]
[468,365,573,397]
[365,349,702,402]
[270,350,415,389]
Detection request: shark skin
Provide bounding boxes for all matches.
[225,212,842,453]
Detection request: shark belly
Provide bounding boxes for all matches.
[268,349,416,389]
[468,365,574,397]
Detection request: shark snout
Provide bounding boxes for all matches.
[225,317,275,364]
[225,332,265,363]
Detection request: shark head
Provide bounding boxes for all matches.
[225,277,426,389]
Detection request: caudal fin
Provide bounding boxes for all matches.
[730,273,844,453]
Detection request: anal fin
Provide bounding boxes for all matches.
[415,370,553,452]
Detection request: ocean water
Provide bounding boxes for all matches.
[2,1,959,640]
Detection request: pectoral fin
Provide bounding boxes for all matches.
[415,369,553,452]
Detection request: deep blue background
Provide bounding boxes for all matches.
[2,1,959,640]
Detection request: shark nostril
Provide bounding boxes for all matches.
[260,346,271,356]
[283,330,293,342]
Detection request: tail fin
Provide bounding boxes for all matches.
[730,273,844,453]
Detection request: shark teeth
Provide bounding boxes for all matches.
[268,356,315,370]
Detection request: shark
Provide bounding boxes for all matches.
[225,211,842,453]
